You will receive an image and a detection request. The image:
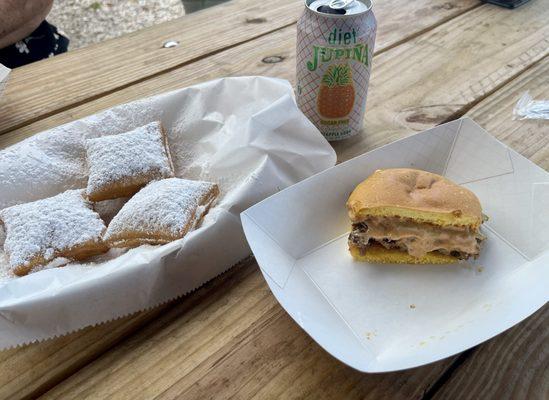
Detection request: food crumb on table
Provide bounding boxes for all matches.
[364,331,377,340]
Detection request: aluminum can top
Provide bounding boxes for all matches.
[306,0,372,17]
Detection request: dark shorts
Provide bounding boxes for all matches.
[0,21,69,68]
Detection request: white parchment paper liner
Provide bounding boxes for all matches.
[0,76,336,349]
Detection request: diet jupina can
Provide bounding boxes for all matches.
[296,0,376,141]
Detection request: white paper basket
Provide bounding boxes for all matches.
[0,76,336,349]
[242,118,549,372]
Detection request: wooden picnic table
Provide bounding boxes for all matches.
[0,0,547,398]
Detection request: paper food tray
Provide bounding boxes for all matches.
[241,118,548,372]
[0,76,336,349]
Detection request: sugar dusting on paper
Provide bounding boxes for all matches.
[0,99,164,210]
[93,197,129,225]
[169,111,257,197]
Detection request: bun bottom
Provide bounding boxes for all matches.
[349,243,458,265]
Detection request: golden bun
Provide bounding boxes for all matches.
[349,243,458,264]
[347,168,482,228]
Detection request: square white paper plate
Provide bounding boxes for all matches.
[241,118,549,372]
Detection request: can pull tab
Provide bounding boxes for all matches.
[329,0,354,9]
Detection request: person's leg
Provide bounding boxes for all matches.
[0,21,69,68]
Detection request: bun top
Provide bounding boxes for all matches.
[347,168,482,228]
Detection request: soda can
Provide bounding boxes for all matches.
[296,0,376,141]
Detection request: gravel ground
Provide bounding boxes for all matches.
[48,0,187,50]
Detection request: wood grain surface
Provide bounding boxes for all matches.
[39,259,457,400]
[0,0,479,139]
[332,2,549,162]
[466,56,549,168]
[3,2,548,151]
[429,56,549,400]
[0,1,547,399]
[420,54,549,400]
[432,305,548,400]
[0,307,167,400]
[0,0,300,135]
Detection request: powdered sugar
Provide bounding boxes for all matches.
[84,99,163,137]
[0,252,14,283]
[0,249,129,284]
[169,115,246,197]
[104,178,217,242]
[0,126,89,209]
[0,190,106,270]
[85,121,174,200]
[0,99,164,210]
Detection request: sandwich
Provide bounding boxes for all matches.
[347,168,485,264]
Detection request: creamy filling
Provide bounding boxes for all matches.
[349,216,484,259]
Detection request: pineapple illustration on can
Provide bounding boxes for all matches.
[296,0,376,141]
[318,64,355,118]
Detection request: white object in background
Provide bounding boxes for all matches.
[513,91,549,120]
[242,117,549,372]
[0,64,9,97]
[0,76,336,349]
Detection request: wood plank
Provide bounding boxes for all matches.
[2,2,548,151]
[431,305,548,400]
[466,57,549,169]
[0,0,479,138]
[0,0,299,135]
[0,308,166,400]
[39,258,456,400]
[0,258,254,400]
[423,58,549,400]
[332,3,549,162]
[2,2,549,399]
